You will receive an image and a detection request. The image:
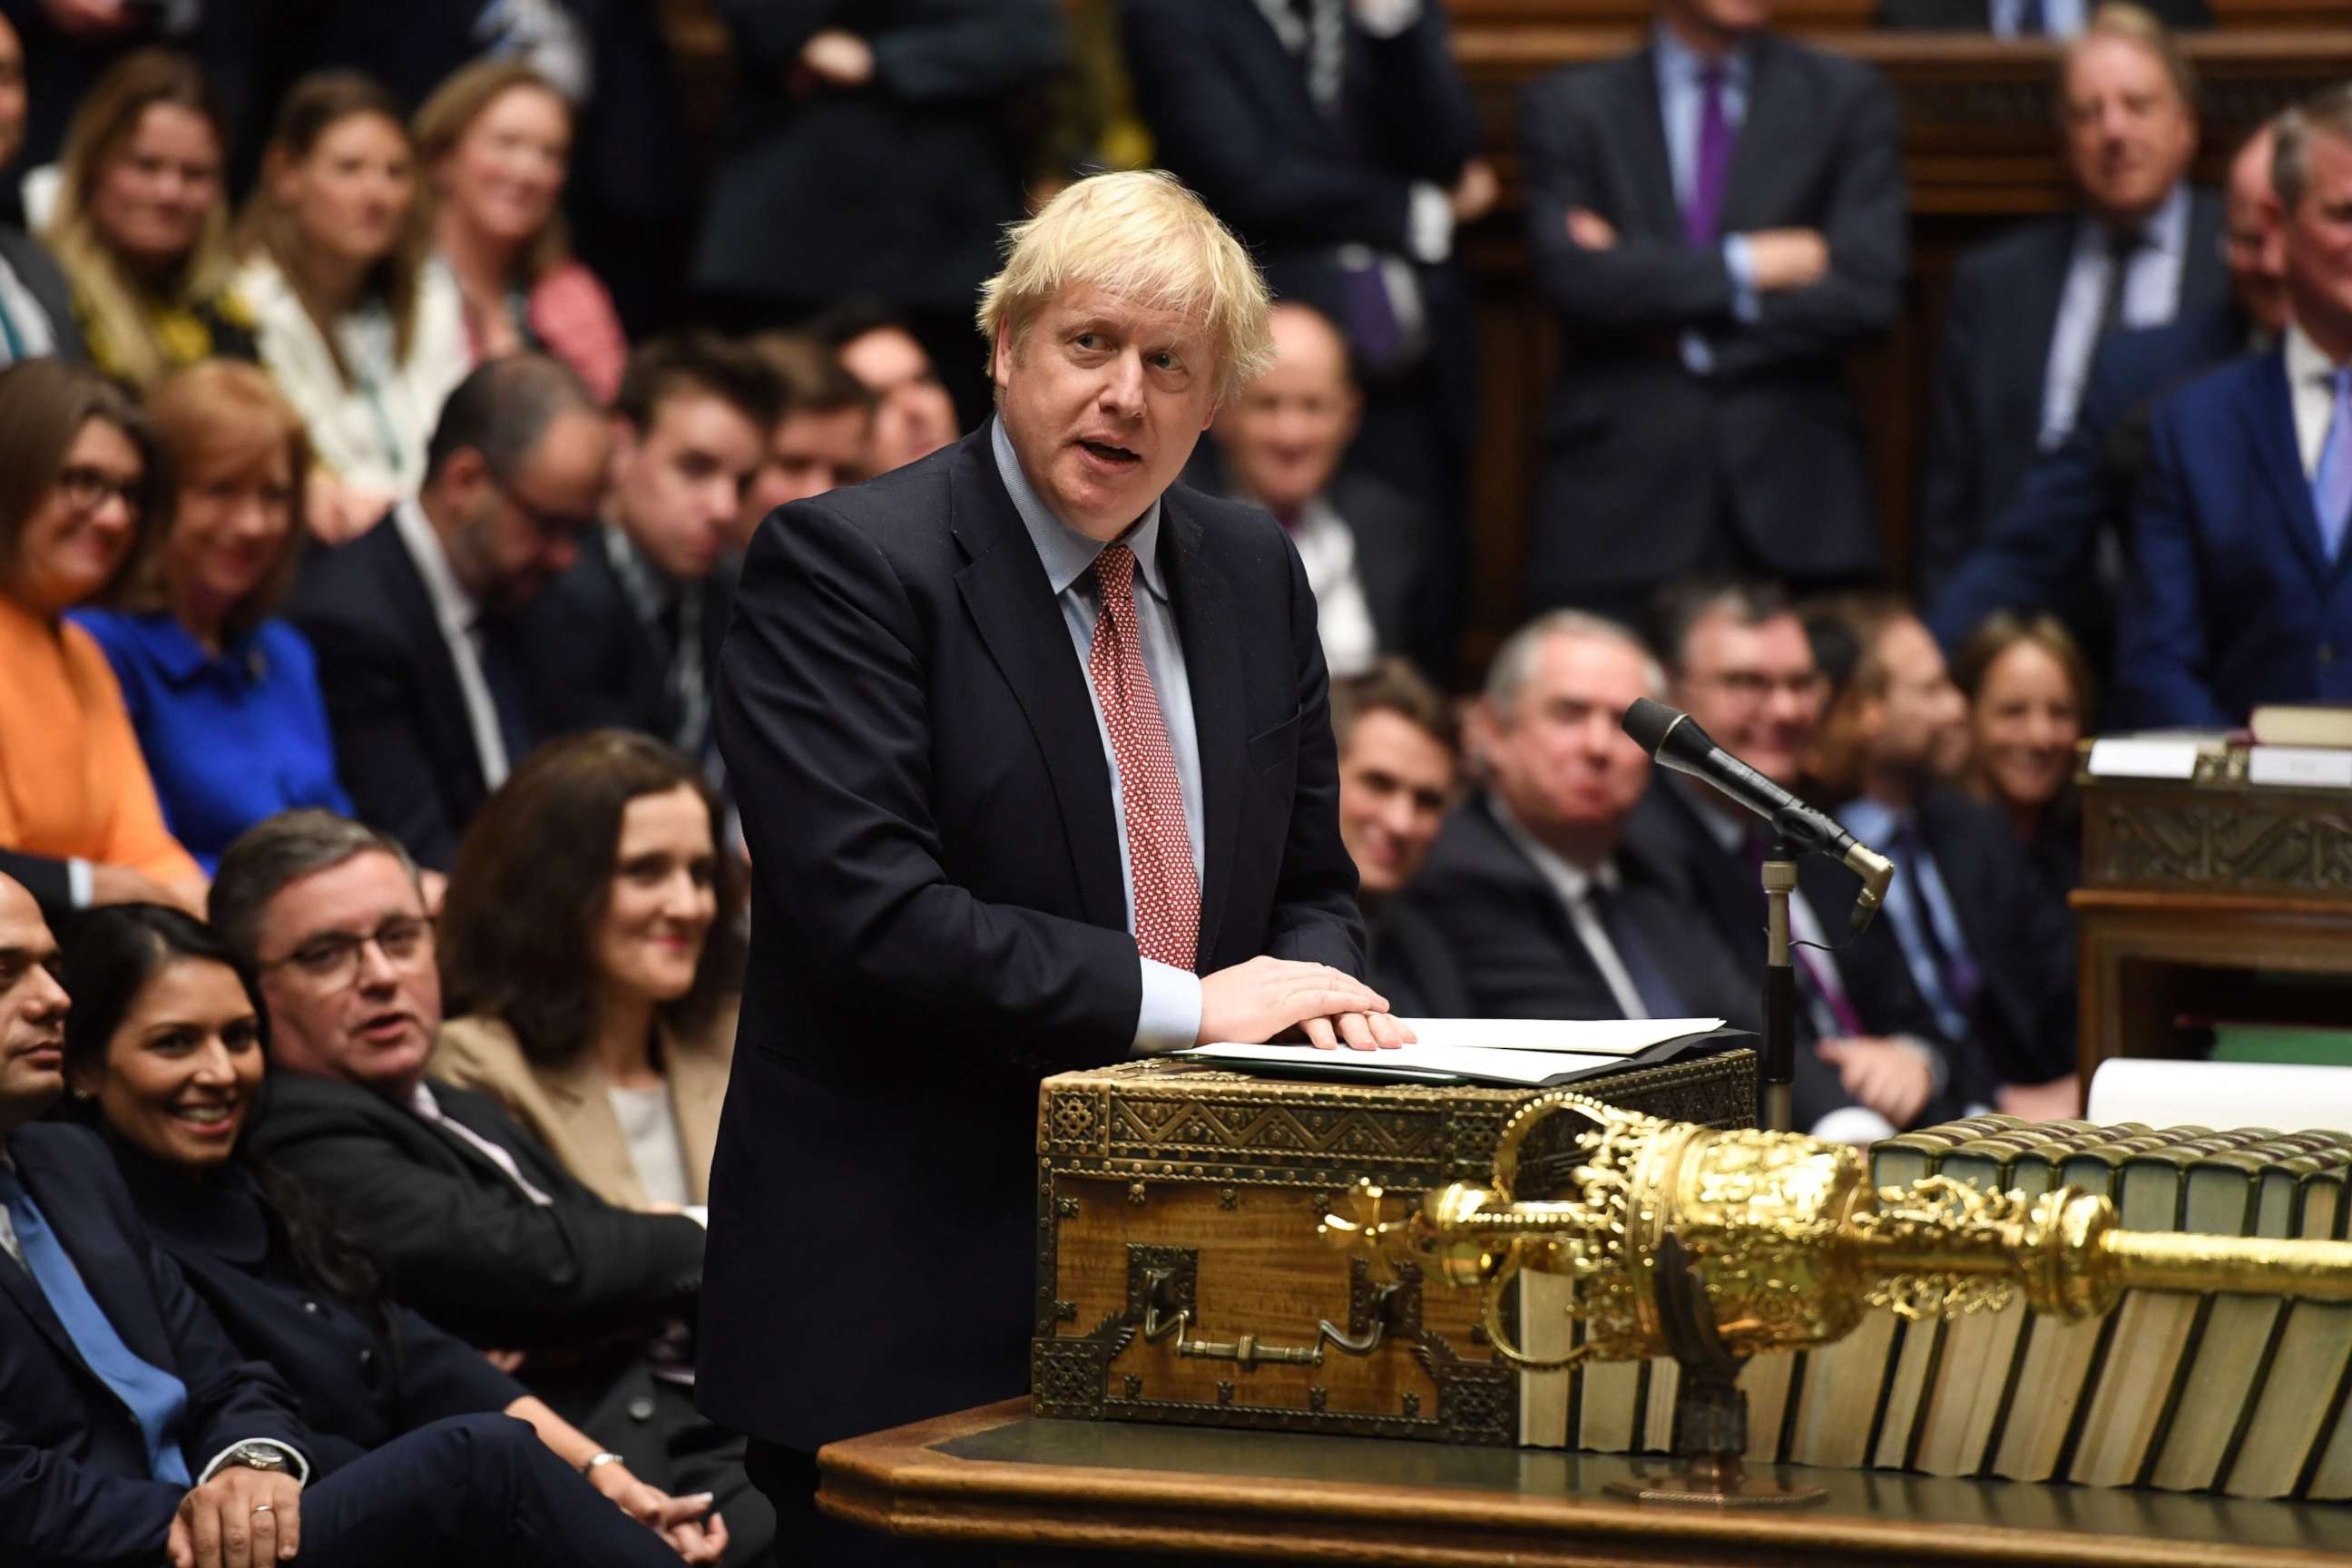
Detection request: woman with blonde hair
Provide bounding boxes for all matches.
[236,71,469,539]
[414,58,626,401]
[72,360,351,871]
[43,50,254,389]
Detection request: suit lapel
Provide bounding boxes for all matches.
[1161,492,1244,964]
[2240,350,2334,583]
[2179,187,2229,317]
[1615,51,1685,241]
[5,1140,144,1383]
[541,1054,643,1209]
[948,437,1127,932]
[375,523,488,793]
[1717,37,1793,239]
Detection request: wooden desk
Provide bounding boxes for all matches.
[818,1398,2352,1566]
[2076,768,2352,1090]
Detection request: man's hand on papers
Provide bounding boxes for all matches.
[1195,956,1407,1053]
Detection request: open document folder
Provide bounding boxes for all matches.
[1174,1017,1731,1088]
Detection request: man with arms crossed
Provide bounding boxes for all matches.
[701,172,1398,1557]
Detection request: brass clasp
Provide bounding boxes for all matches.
[1135,1265,1406,1372]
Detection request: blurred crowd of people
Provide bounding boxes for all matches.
[2,0,2348,1562]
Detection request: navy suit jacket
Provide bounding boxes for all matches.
[0,1123,317,1568]
[1926,303,2252,659]
[284,520,554,870]
[1916,192,2229,598]
[700,429,1363,1449]
[113,1147,524,1474]
[1516,34,1903,603]
[2120,348,2352,726]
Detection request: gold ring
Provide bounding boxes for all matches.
[251,1504,274,1515]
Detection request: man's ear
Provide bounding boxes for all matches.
[607,413,642,481]
[991,322,1014,389]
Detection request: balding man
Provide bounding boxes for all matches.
[1916,4,2222,598]
[285,356,612,868]
[704,171,1390,1547]
[1202,301,1432,677]
[1398,611,1868,1132]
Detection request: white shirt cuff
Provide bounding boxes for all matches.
[196,1438,310,1487]
[1352,0,1423,38]
[67,858,93,908]
[1406,181,1454,265]
[1810,1106,1899,1147]
[1131,959,1204,1056]
[680,1205,709,1229]
[1722,234,1762,323]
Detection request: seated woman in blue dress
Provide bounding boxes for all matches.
[72,359,351,873]
[59,901,730,1563]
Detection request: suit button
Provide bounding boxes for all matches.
[302,1299,321,1315]
[628,1396,656,1421]
[358,1348,376,1372]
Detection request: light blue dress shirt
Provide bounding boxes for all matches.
[990,418,1205,1053]
[2037,181,2191,449]
[1653,24,1760,375]
[1991,0,2087,38]
[1838,798,1982,1044]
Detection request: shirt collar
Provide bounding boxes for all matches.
[1652,22,1749,91]
[2286,319,2349,384]
[1668,771,1749,851]
[1837,795,1905,849]
[407,1081,444,1121]
[990,416,1168,601]
[1486,792,1621,905]
[2089,181,2190,258]
[391,496,482,635]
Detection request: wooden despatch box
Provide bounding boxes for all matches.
[1031,1050,1757,1446]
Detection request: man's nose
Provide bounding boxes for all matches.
[1098,351,1146,415]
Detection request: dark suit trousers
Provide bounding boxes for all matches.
[289,1414,683,1566]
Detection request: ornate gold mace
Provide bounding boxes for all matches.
[1318,1093,2352,1504]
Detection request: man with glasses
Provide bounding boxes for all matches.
[287,356,612,870]
[1627,580,1971,1139]
[214,809,777,1563]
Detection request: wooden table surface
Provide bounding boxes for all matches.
[816,1398,2352,1567]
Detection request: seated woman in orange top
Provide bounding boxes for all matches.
[0,358,204,913]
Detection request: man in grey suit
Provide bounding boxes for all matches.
[1517,0,1905,622]
[0,14,81,366]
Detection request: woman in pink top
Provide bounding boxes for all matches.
[414,60,626,402]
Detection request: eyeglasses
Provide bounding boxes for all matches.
[55,465,142,515]
[1690,670,1828,706]
[490,472,596,548]
[260,916,433,988]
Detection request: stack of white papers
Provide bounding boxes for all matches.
[1173,1017,1727,1087]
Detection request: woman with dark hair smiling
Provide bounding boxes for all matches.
[59,901,730,1563]
[1952,610,2093,905]
[73,359,351,872]
[0,357,203,912]
[433,730,743,1211]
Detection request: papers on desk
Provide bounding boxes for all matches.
[1175,1017,1728,1087]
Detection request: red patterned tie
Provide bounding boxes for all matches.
[1088,544,1199,970]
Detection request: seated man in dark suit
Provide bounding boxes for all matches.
[0,15,83,367]
[1397,612,1863,1132]
[0,868,704,1568]
[1628,580,1973,1139]
[1927,117,2289,674]
[1331,658,1466,1018]
[1916,5,2220,599]
[208,810,776,1562]
[1515,0,1904,622]
[284,356,612,870]
[1877,0,2206,37]
[2122,85,2352,728]
[1199,301,1434,678]
[1808,596,2079,1115]
[525,333,779,761]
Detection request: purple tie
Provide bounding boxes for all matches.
[1684,65,1733,249]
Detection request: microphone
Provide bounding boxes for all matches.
[1621,697,1893,935]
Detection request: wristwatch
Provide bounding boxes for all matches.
[581,1451,626,1475]
[221,1442,296,1475]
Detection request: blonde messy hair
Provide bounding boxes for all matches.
[976,170,1274,405]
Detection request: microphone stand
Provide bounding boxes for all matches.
[1760,832,1798,1134]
